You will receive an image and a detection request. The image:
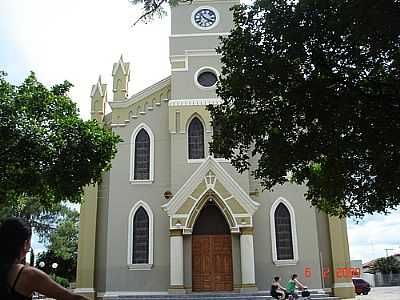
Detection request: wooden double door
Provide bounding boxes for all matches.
[192,234,233,291]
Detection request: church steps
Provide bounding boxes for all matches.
[114,295,340,300]
[115,291,340,300]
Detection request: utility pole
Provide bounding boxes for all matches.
[385,248,394,257]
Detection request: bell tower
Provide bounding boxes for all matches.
[168,0,240,195]
[169,0,238,102]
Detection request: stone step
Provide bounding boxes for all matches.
[118,291,329,298]
[114,295,340,300]
[115,291,339,300]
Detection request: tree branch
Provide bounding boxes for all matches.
[132,0,168,26]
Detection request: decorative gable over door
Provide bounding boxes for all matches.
[162,157,259,234]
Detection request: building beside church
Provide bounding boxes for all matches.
[75,0,354,299]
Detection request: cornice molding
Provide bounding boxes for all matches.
[168,98,222,107]
[110,76,171,109]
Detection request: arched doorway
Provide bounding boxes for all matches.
[192,200,233,291]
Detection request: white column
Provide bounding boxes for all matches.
[169,229,185,293]
[240,227,257,291]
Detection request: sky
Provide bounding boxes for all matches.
[1,0,399,263]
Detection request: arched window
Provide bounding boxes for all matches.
[188,117,205,159]
[134,129,150,180]
[130,123,154,183]
[132,207,149,264]
[270,198,298,265]
[274,203,293,260]
[127,201,154,269]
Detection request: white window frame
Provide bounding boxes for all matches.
[129,123,154,184]
[194,66,219,90]
[270,197,299,266]
[187,114,206,163]
[127,200,154,270]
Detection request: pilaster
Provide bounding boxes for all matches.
[169,229,186,294]
[75,184,98,300]
[328,216,355,299]
[239,227,257,292]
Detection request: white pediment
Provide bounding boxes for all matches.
[162,156,260,218]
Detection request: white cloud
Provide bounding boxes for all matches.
[348,209,400,263]
[1,0,171,120]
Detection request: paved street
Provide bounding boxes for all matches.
[353,286,400,300]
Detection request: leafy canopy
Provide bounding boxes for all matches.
[373,256,400,274]
[0,71,121,207]
[209,0,400,217]
[0,195,72,242]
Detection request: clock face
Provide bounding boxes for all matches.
[194,8,217,28]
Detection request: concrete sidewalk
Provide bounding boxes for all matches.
[350,286,400,300]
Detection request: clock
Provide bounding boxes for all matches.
[192,7,219,29]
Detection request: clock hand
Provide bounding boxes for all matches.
[201,14,214,23]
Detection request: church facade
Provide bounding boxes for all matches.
[75,0,354,299]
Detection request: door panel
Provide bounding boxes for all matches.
[192,234,233,291]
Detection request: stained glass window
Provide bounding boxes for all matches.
[132,207,149,263]
[274,203,294,260]
[134,129,150,180]
[188,117,205,159]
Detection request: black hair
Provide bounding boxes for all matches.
[292,274,298,280]
[274,276,280,281]
[0,217,32,298]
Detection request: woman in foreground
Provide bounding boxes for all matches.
[0,217,89,300]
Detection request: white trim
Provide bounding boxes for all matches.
[127,200,154,267]
[97,291,168,297]
[334,282,354,288]
[191,6,220,31]
[110,76,171,109]
[162,156,260,221]
[194,66,219,90]
[129,123,154,183]
[74,288,95,293]
[270,197,299,266]
[110,123,127,128]
[171,56,189,72]
[127,263,153,270]
[185,49,219,56]
[187,114,206,161]
[170,32,230,38]
[169,98,222,107]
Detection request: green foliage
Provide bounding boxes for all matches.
[35,207,79,282]
[209,0,400,217]
[0,195,70,242]
[48,208,79,260]
[373,256,400,274]
[0,71,121,208]
[36,250,76,282]
[129,0,191,25]
[54,276,70,288]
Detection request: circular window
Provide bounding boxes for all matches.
[197,71,217,88]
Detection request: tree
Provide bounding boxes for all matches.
[47,208,79,261]
[36,250,76,284]
[208,0,400,218]
[373,256,400,274]
[0,71,121,208]
[0,195,71,241]
[129,0,190,25]
[35,207,80,284]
